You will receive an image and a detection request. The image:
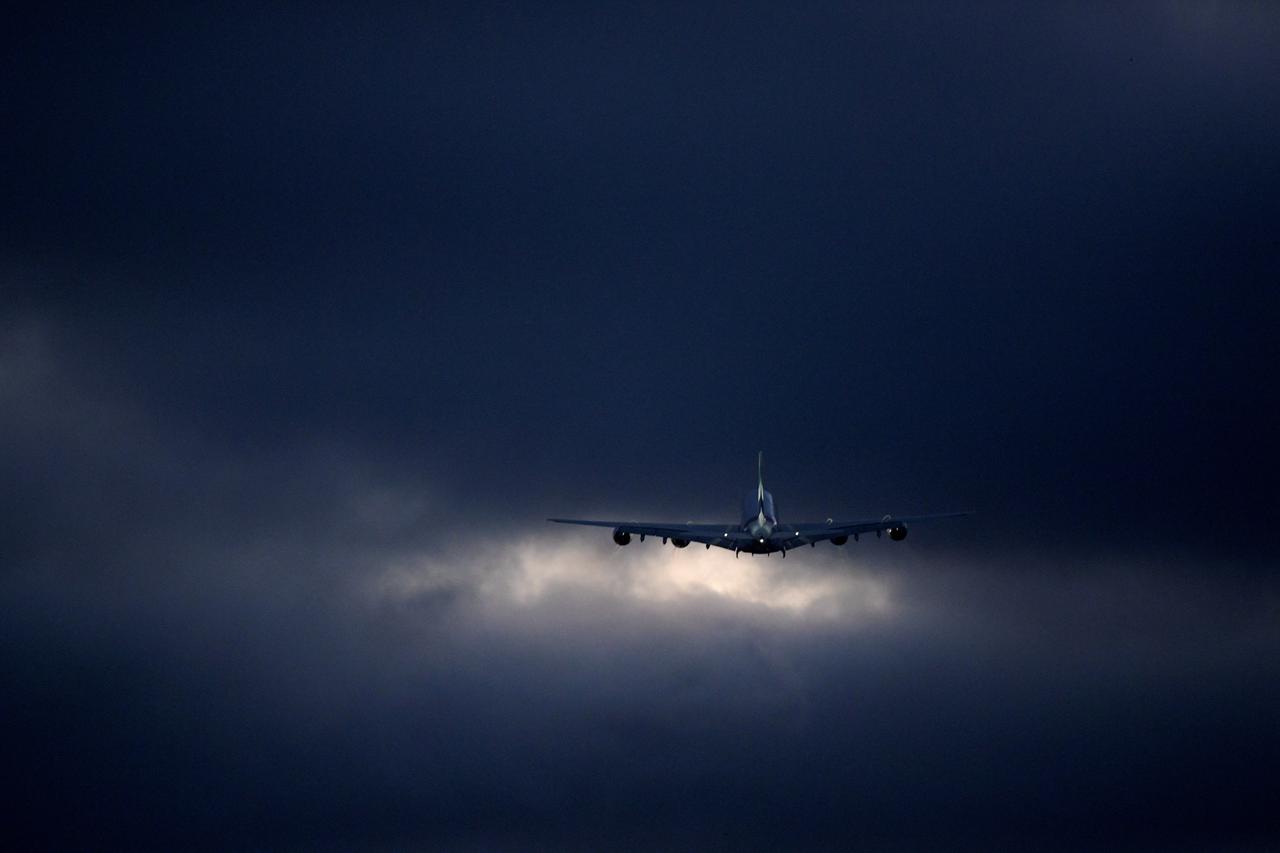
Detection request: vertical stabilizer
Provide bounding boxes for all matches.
[756,451,765,508]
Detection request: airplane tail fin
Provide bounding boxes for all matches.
[756,451,765,509]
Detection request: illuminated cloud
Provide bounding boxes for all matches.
[374,533,898,625]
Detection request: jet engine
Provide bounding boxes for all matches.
[670,537,690,548]
[831,535,848,546]
[612,529,632,546]
[888,524,908,541]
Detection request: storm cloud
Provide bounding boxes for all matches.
[3,319,1277,850]
[4,3,1280,850]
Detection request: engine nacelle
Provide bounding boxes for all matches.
[888,524,908,541]
[612,529,632,546]
[670,537,690,548]
[831,535,848,546]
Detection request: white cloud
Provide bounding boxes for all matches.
[372,532,899,625]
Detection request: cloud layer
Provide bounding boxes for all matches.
[3,322,1278,850]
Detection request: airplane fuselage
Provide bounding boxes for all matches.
[741,486,780,552]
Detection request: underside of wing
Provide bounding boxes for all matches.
[550,511,971,551]
[783,511,973,544]
[548,518,743,547]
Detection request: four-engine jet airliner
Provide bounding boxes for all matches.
[550,453,971,557]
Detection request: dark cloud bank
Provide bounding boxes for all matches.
[4,4,1280,850]
[4,314,1278,852]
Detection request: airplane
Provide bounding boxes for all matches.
[550,452,971,557]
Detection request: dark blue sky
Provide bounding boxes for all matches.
[3,3,1279,849]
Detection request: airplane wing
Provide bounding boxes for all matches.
[548,518,751,549]
[550,512,972,553]
[773,511,973,549]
